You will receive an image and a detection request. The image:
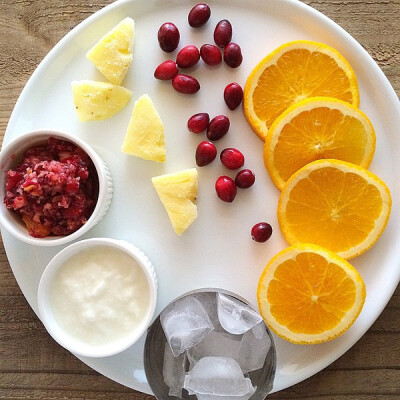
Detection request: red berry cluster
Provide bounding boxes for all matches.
[189,112,272,242]
[155,4,272,243]
[154,3,243,101]
[187,112,255,201]
[189,113,230,141]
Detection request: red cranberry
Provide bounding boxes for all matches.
[154,60,178,80]
[188,3,211,27]
[206,115,230,141]
[158,22,180,52]
[200,44,222,66]
[176,45,200,68]
[172,74,200,94]
[251,222,273,243]
[224,82,243,110]
[220,148,244,170]
[196,141,217,166]
[188,113,210,133]
[214,19,232,48]
[224,43,242,68]
[66,180,80,194]
[235,169,255,188]
[5,171,23,191]
[215,176,237,202]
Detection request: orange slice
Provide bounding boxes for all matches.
[243,40,359,140]
[264,97,376,190]
[257,243,366,344]
[278,159,391,259]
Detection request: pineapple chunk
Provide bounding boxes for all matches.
[86,17,135,85]
[72,80,132,122]
[122,94,166,162]
[152,168,198,235]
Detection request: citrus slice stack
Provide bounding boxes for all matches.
[278,159,392,259]
[243,40,359,140]
[257,243,366,344]
[264,97,376,190]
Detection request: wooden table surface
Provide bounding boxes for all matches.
[0,0,399,399]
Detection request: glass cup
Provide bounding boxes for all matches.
[144,288,276,399]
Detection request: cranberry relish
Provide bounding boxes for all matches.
[4,137,98,238]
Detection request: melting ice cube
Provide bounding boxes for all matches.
[160,296,214,357]
[194,292,220,328]
[251,320,266,340]
[187,330,242,367]
[184,356,256,400]
[162,342,187,398]
[217,292,262,335]
[237,322,271,372]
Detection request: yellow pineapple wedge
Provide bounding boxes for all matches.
[152,168,198,235]
[72,80,132,122]
[86,17,135,85]
[121,94,166,162]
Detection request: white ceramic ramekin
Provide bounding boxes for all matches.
[37,237,158,358]
[0,129,113,246]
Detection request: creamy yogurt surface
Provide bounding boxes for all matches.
[50,246,150,346]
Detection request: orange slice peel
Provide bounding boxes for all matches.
[278,159,392,259]
[264,96,376,190]
[243,40,360,140]
[257,243,366,344]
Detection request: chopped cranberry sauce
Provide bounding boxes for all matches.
[4,137,98,238]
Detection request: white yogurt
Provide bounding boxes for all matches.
[50,246,150,347]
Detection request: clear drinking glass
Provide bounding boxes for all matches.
[144,288,276,400]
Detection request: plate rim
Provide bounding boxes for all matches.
[2,0,400,395]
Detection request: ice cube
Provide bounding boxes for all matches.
[187,330,242,367]
[195,394,254,400]
[184,356,255,400]
[252,320,267,340]
[194,292,220,328]
[237,323,271,373]
[162,342,187,398]
[160,296,214,357]
[217,293,262,335]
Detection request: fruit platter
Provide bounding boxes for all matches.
[1,0,400,397]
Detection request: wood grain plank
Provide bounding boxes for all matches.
[0,373,153,400]
[268,369,400,398]
[306,0,400,94]
[0,370,399,399]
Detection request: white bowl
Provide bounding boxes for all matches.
[0,129,113,246]
[37,238,158,358]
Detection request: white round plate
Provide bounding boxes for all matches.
[2,0,400,395]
